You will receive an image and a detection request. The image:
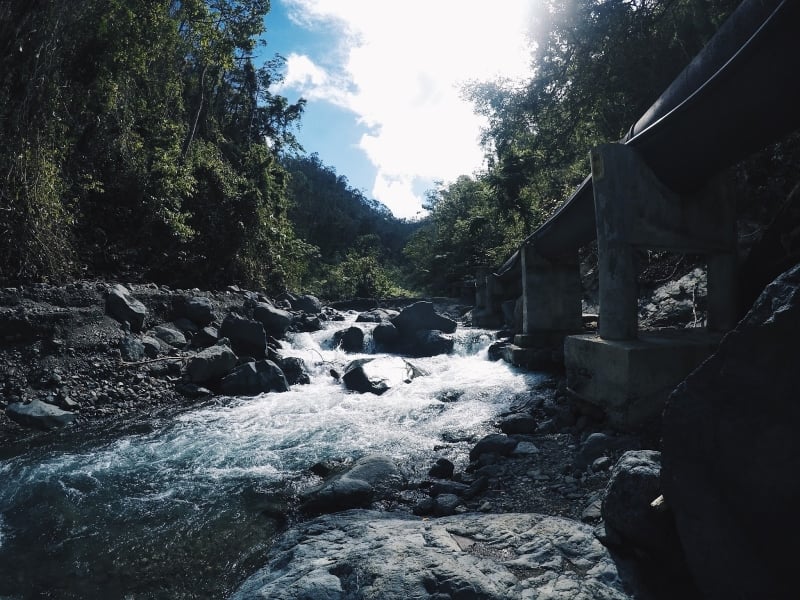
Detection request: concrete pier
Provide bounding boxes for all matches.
[565,143,737,429]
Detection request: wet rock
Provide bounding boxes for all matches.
[6,399,76,430]
[300,455,402,516]
[273,355,310,386]
[219,360,289,396]
[232,512,636,600]
[186,343,237,384]
[498,412,537,434]
[105,284,146,332]
[428,457,454,479]
[356,308,399,323]
[469,433,518,461]
[372,322,399,347]
[411,329,454,357]
[291,294,322,314]
[333,326,364,352]
[220,313,266,358]
[662,262,800,599]
[342,357,425,395]
[391,301,457,335]
[252,302,292,338]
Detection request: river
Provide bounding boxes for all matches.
[0,316,543,598]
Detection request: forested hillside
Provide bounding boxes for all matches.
[2,0,797,300]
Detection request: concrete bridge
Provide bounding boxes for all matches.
[475,0,800,429]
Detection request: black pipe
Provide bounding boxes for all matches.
[495,0,800,280]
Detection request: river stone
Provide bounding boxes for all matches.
[140,335,162,358]
[186,344,237,383]
[372,321,399,347]
[499,412,537,434]
[151,324,186,348]
[180,295,215,326]
[469,433,518,461]
[105,284,146,332]
[300,455,402,515]
[6,399,76,430]
[428,457,455,479]
[342,357,425,395]
[252,302,293,338]
[219,360,289,396]
[333,326,364,352]
[119,335,145,362]
[662,262,800,599]
[391,301,457,335]
[220,313,266,358]
[232,511,635,600]
[274,355,310,386]
[410,329,454,357]
[601,450,677,559]
[356,308,399,323]
[291,294,322,314]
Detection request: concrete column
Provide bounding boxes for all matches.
[521,243,582,335]
[591,146,639,340]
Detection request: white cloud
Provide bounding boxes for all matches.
[279,0,537,217]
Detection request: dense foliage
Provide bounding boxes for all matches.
[283,154,419,299]
[409,0,743,293]
[0,0,306,291]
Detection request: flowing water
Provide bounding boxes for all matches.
[0,316,543,599]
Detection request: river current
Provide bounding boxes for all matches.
[0,316,543,598]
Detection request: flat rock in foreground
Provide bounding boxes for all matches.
[233,511,635,599]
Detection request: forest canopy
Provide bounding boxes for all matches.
[3,0,785,300]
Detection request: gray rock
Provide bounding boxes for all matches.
[232,512,635,600]
[601,450,677,558]
[105,284,146,332]
[219,360,289,396]
[662,262,800,599]
[300,455,402,515]
[151,324,186,348]
[186,344,237,383]
[372,321,399,347]
[220,313,266,358]
[192,325,218,348]
[291,294,322,314]
[171,317,199,334]
[252,302,292,338]
[333,326,364,352]
[274,355,310,386]
[469,433,518,461]
[119,336,145,362]
[342,357,425,395]
[391,301,457,335]
[428,457,455,479]
[140,335,162,358]
[411,329,454,357]
[499,412,537,434]
[356,308,399,323]
[432,493,461,516]
[6,399,76,430]
[182,296,215,326]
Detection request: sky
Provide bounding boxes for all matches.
[262,0,538,220]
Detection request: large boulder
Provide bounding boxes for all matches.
[105,284,147,332]
[291,294,322,314]
[300,455,402,515]
[342,357,425,395]
[186,343,237,384]
[391,301,457,335]
[253,302,293,338]
[333,326,364,352]
[356,308,399,323]
[372,321,400,348]
[410,329,454,357]
[662,262,800,599]
[601,451,679,560]
[273,355,310,386]
[176,295,215,326]
[219,360,289,396]
[232,511,638,600]
[6,399,76,430]
[220,313,266,358]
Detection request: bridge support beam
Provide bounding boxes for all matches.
[566,143,738,430]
